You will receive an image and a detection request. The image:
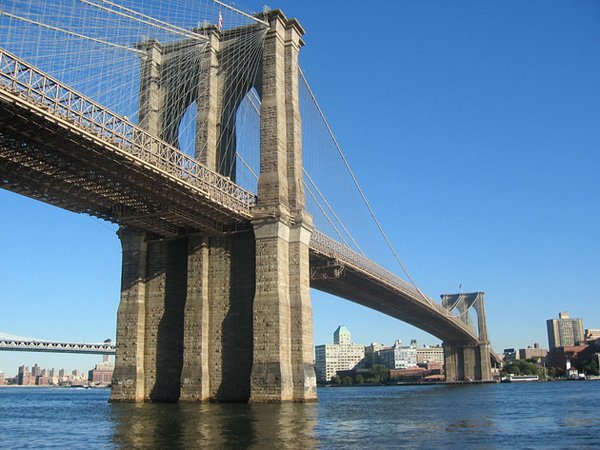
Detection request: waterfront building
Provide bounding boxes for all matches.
[518,343,548,362]
[31,364,41,378]
[88,356,114,385]
[17,366,33,385]
[416,345,445,365]
[547,344,589,372]
[48,368,58,385]
[547,312,584,349]
[0,371,5,385]
[585,329,600,342]
[315,326,365,383]
[376,340,418,370]
[365,342,385,366]
[36,376,49,386]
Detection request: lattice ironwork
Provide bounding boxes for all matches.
[0,337,115,355]
[0,47,256,217]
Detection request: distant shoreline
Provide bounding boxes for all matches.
[0,385,110,389]
[0,385,73,388]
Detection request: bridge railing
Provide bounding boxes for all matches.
[311,231,470,324]
[311,231,422,296]
[0,47,256,216]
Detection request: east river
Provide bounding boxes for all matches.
[1,382,599,449]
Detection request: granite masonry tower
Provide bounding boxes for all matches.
[440,292,492,382]
[110,10,316,403]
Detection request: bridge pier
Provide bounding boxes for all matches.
[111,229,255,402]
[443,342,492,382]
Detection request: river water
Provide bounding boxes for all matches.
[1,382,599,449]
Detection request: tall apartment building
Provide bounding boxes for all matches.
[18,365,33,385]
[315,326,365,383]
[547,312,584,349]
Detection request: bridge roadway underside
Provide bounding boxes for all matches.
[309,254,477,345]
[0,97,249,236]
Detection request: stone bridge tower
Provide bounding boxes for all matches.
[110,10,316,403]
[441,292,492,382]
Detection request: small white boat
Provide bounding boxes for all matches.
[502,374,539,382]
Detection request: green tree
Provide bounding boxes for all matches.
[368,365,390,384]
[583,358,599,375]
[354,374,364,385]
[330,375,341,385]
[341,376,353,385]
[547,367,565,379]
[501,360,543,377]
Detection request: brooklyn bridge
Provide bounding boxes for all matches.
[0,0,493,402]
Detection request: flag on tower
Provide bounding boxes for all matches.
[218,11,224,31]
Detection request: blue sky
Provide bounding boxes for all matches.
[1,0,599,375]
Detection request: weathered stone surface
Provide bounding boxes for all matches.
[441,293,492,382]
[179,235,210,401]
[112,9,315,403]
[111,228,147,402]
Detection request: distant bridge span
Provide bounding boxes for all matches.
[0,333,115,355]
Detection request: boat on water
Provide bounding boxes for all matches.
[502,374,539,382]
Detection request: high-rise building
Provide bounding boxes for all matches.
[0,372,5,385]
[547,312,584,349]
[17,365,32,385]
[333,326,351,345]
[315,326,365,383]
[31,364,41,378]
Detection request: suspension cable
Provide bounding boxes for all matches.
[299,67,437,306]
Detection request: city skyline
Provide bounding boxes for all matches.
[1,356,111,380]
[1,0,600,373]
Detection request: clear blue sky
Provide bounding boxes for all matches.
[1,0,599,375]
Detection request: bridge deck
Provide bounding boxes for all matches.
[0,48,254,236]
[310,232,479,344]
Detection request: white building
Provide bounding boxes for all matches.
[416,345,445,365]
[377,340,418,369]
[315,326,365,383]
